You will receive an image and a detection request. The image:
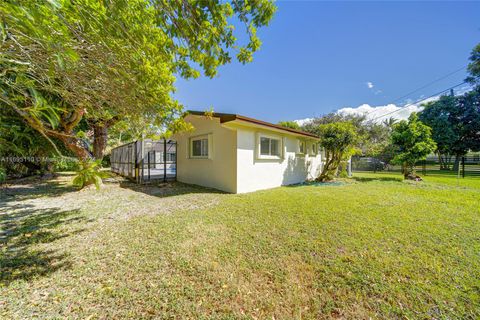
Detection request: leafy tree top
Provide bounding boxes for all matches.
[302,112,390,156]
[467,43,480,84]
[278,121,300,130]
[318,121,359,156]
[390,113,436,167]
[419,87,480,156]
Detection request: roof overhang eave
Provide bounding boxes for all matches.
[221,119,320,140]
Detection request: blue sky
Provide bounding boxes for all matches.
[174,1,480,123]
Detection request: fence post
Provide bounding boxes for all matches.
[134,141,138,183]
[462,156,465,178]
[163,139,167,182]
[147,151,151,181]
[174,141,177,181]
[140,141,145,183]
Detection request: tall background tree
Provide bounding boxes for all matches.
[419,88,480,170]
[419,95,458,170]
[466,43,480,85]
[0,0,276,161]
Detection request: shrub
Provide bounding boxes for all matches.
[72,160,109,190]
[53,157,79,172]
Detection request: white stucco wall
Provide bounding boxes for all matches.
[172,115,238,193]
[235,128,322,193]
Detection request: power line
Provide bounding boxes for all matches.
[362,65,468,119]
[370,81,469,122]
[388,65,467,105]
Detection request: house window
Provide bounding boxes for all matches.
[298,140,306,154]
[311,143,317,155]
[260,137,281,157]
[257,134,282,159]
[190,135,209,158]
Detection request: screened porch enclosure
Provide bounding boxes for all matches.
[111,139,176,183]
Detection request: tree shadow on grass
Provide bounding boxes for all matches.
[117,179,225,198]
[1,175,77,204]
[350,176,403,183]
[0,206,85,286]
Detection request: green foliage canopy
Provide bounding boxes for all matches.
[391,113,436,178]
[316,121,358,181]
[419,87,480,160]
[0,0,275,159]
[278,121,300,130]
[303,112,391,157]
[0,106,69,176]
[467,43,480,84]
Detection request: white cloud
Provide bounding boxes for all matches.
[293,85,474,126]
[294,97,435,126]
[337,94,443,123]
[294,118,314,126]
[366,82,374,89]
[337,103,423,123]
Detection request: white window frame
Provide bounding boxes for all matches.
[189,134,211,159]
[256,133,283,160]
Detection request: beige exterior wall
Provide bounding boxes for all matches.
[172,115,238,193]
[173,115,322,193]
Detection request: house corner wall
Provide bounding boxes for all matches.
[172,115,237,193]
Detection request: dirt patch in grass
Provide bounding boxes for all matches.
[2,174,223,222]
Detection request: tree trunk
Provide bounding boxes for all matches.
[403,162,419,180]
[57,135,92,160]
[317,152,341,182]
[93,123,108,160]
[438,153,451,170]
[453,154,461,172]
[438,153,444,170]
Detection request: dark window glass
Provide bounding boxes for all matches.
[192,138,208,157]
[260,137,280,157]
[260,137,270,155]
[270,139,279,156]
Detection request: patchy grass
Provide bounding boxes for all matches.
[1,173,479,319]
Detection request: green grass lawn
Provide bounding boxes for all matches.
[1,173,479,319]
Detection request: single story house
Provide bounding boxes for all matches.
[172,111,323,193]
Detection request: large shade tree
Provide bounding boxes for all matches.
[419,95,458,169]
[0,0,276,160]
[419,88,480,170]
